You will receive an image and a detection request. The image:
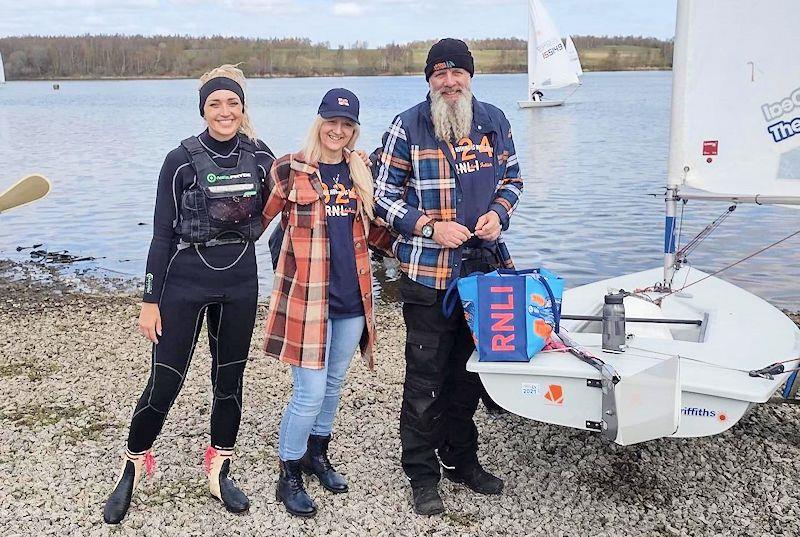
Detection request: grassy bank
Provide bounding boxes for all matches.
[0,35,672,81]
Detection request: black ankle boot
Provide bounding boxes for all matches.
[411,483,444,516]
[299,434,348,493]
[443,463,504,495]
[276,459,317,518]
[205,447,249,514]
[103,450,153,524]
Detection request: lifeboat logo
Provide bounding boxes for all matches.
[544,384,563,406]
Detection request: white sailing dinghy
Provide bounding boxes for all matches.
[518,0,581,108]
[472,0,800,445]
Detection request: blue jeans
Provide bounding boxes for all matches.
[278,315,365,461]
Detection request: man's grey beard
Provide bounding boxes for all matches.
[430,87,473,143]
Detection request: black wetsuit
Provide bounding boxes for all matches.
[126,130,275,453]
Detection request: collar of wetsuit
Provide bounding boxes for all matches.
[199,129,240,155]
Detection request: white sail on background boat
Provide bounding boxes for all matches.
[566,35,583,78]
[518,0,580,108]
[0,52,6,85]
[472,0,800,445]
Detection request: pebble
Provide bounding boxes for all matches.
[1,262,800,536]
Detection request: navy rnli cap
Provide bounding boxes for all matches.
[318,88,360,124]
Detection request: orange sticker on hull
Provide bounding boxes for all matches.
[544,384,563,405]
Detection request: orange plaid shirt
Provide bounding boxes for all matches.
[262,153,387,370]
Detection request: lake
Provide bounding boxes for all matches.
[1,72,799,307]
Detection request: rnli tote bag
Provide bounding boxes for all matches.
[445,268,564,362]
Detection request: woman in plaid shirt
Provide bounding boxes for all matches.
[261,88,387,518]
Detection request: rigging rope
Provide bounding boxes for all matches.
[675,198,686,256]
[657,227,800,303]
[676,205,736,263]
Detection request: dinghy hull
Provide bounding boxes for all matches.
[467,267,800,443]
[518,99,564,108]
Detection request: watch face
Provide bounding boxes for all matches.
[423,224,433,238]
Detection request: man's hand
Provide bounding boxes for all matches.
[474,210,502,241]
[432,221,472,248]
[353,149,372,167]
[139,302,162,344]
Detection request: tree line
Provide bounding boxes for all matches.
[0,35,673,80]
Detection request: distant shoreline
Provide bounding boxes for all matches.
[5,66,671,82]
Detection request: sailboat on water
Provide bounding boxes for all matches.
[0,51,6,86]
[518,0,581,108]
[472,0,800,445]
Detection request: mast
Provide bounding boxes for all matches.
[663,0,691,288]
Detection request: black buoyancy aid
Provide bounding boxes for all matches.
[178,134,264,246]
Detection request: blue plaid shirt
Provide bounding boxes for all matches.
[375,96,523,289]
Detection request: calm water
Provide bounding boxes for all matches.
[1,73,799,307]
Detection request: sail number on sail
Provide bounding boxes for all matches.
[537,39,565,60]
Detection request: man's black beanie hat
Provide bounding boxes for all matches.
[424,38,475,81]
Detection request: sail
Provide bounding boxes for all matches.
[566,36,583,78]
[0,52,5,85]
[667,0,800,198]
[527,0,579,94]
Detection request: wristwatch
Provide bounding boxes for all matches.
[421,219,437,239]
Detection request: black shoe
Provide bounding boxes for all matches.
[215,459,250,513]
[103,460,136,524]
[206,448,249,514]
[412,483,444,516]
[276,459,317,518]
[443,464,504,495]
[300,434,348,493]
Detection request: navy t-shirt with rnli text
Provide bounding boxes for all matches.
[451,129,496,247]
[319,160,364,319]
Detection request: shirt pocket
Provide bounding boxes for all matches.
[287,184,321,228]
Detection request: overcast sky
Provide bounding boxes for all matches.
[0,0,678,46]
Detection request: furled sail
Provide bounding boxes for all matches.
[0,52,5,85]
[667,0,800,198]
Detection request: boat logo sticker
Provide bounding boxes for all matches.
[761,86,800,122]
[521,383,540,397]
[544,384,563,405]
[703,140,718,156]
[681,406,726,421]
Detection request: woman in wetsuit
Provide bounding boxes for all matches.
[263,89,387,518]
[103,65,275,524]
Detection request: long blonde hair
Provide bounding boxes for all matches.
[302,115,375,219]
[199,64,258,141]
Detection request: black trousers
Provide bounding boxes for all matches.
[127,243,258,453]
[399,273,484,486]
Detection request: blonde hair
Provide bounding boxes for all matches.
[199,64,258,141]
[302,115,375,219]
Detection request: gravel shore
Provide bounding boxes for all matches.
[1,262,800,537]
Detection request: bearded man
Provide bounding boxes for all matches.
[374,38,523,515]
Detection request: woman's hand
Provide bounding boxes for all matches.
[139,302,162,344]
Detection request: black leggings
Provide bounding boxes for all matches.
[127,243,258,453]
